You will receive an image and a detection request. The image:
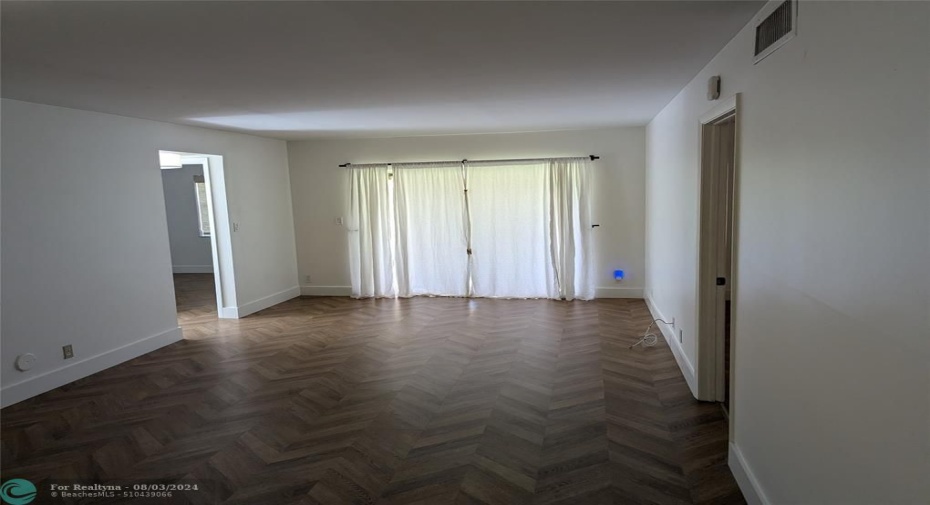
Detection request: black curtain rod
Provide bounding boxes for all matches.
[339,155,599,168]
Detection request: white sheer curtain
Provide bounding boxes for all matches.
[548,158,594,300]
[346,158,594,300]
[347,165,395,298]
[393,163,469,297]
[468,161,557,298]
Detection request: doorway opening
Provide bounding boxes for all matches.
[696,95,739,422]
[159,150,238,328]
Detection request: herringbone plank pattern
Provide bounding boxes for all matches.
[1,275,743,504]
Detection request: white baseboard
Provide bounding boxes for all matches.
[0,326,183,408]
[300,285,352,297]
[234,286,301,318]
[729,442,769,505]
[595,286,644,298]
[298,286,642,299]
[172,265,214,274]
[644,295,698,397]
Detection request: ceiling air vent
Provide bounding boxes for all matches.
[754,0,797,64]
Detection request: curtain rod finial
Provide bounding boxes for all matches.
[589,155,600,161]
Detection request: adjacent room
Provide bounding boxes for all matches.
[1,1,927,504]
[160,152,217,322]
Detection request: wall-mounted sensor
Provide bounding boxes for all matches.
[708,75,721,100]
[15,353,37,371]
[614,270,624,282]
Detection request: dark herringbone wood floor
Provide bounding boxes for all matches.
[0,274,744,504]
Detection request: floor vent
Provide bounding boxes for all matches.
[754,0,797,63]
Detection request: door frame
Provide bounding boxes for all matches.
[161,151,240,319]
[696,94,740,407]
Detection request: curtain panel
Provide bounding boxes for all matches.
[347,165,395,298]
[548,158,594,300]
[393,163,469,297]
[467,160,556,298]
[346,158,594,300]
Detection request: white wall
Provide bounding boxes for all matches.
[1,99,300,406]
[645,2,929,503]
[287,127,646,297]
[161,163,213,273]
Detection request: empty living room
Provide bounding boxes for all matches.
[1,1,927,504]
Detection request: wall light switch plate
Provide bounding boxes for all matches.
[63,344,74,359]
[335,217,344,226]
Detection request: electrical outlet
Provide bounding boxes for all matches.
[305,275,312,283]
[63,344,74,359]
[335,217,344,226]
[233,222,240,232]
[678,329,683,343]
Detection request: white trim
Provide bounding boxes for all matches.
[300,285,352,297]
[696,94,741,402]
[0,327,183,407]
[235,286,301,318]
[172,265,214,274]
[170,153,239,319]
[700,95,738,125]
[729,442,770,505]
[644,295,698,397]
[297,285,644,299]
[594,287,644,299]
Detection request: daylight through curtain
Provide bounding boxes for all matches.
[346,158,594,300]
[467,160,556,298]
[393,163,469,297]
[347,165,395,298]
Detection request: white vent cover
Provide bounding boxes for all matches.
[753,0,797,64]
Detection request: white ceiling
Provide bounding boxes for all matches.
[1,1,762,140]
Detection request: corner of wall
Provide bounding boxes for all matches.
[595,287,644,299]
[234,286,301,318]
[0,326,183,408]
[644,294,697,397]
[729,442,770,505]
[299,285,352,297]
